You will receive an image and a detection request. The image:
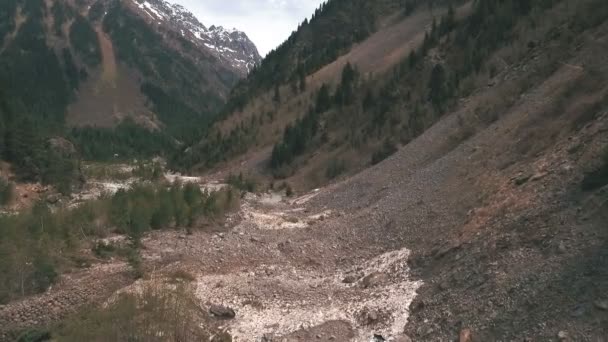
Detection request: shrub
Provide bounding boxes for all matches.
[285,183,294,197]
[371,139,398,165]
[54,283,213,341]
[169,269,196,283]
[226,173,257,193]
[133,161,163,181]
[31,257,58,293]
[0,178,13,205]
[92,241,116,260]
[0,182,239,301]
[16,328,51,342]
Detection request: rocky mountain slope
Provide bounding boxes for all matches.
[175,0,464,176]
[0,0,260,189]
[130,0,260,75]
[0,0,608,341]
[0,0,260,142]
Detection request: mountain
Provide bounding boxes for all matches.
[0,0,607,340]
[129,0,261,75]
[175,0,455,173]
[167,0,608,339]
[0,0,260,188]
[179,0,607,191]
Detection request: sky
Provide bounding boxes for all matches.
[173,0,325,56]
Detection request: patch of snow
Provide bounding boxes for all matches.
[138,1,166,20]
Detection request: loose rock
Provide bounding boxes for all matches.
[394,334,412,342]
[460,328,473,342]
[594,300,608,311]
[209,305,236,319]
[361,272,389,289]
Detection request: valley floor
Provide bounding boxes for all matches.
[2,38,608,342]
[0,185,420,341]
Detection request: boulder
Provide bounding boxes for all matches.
[594,299,608,311]
[342,274,360,284]
[209,305,236,319]
[460,328,473,342]
[361,272,389,289]
[557,331,570,341]
[394,335,412,342]
[46,194,61,204]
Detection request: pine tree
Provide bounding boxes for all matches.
[428,63,447,111]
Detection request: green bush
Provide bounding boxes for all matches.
[17,328,51,342]
[92,241,116,260]
[226,173,257,193]
[0,178,13,205]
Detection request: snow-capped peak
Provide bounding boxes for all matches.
[132,0,261,75]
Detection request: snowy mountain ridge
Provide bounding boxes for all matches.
[132,0,261,74]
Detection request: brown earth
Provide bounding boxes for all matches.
[66,27,161,130]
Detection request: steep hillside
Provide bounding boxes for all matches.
[176,0,465,180]
[128,0,260,75]
[0,0,260,189]
[181,0,607,195]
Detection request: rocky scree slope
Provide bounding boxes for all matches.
[180,0,607,196]
[305,2,608,339]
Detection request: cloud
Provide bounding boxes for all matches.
[173,0,325,56]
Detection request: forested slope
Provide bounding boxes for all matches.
[180,0,595,192]
[0,0,259,190]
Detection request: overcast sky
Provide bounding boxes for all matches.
[173,0,325,56]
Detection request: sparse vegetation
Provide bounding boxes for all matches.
[169,269,197,283]
[0,182,238,303]
[54,283,216,341]
[0,178,13,206]
[184,0,605,187]
[226,172,257,193]
[70,15,102,67]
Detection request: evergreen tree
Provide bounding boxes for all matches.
[428,64,447,111]
[316,84,332,113]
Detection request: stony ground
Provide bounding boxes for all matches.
[0,187,420,341]
[2,10,608,342]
